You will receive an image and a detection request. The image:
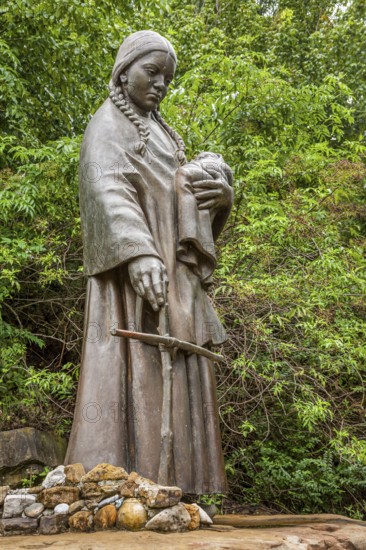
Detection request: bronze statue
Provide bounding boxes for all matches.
[65,30,233,494]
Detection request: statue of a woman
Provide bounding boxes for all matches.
[65,30,233,494]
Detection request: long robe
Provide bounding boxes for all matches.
[65,98,230,493]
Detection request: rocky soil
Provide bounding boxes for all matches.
[0,521,366,549]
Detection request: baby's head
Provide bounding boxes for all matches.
[194,152,233,186]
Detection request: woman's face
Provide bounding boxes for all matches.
[121,51,176,115]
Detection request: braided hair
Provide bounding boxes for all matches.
[152,109,186,166]
[108,82,186,165]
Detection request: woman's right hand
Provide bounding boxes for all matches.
[128,256,168,311]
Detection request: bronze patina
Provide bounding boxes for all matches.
[65,30,233,494]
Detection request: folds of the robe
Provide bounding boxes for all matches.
[65,270,227,493]
[65,98,230,492]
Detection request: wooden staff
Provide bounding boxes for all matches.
[157,302,173,485]
[110,328,224,363]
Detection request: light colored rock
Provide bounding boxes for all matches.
[183,503,200,530]
[2,493,36,518]
[38,486,80,508]
[54,503,70,514]
[42,508,54,516]
[42,465,66,488]
[0,517,38,535]
[94,504,117,530]
[197,504,213,524]
[145,503,191,532]
[116,498,147,531]
[69,510,94,531]
[24,502,44,518]
[39,513,69,535]
[0,485,9,506]
[199,503,218,519]
[69,499,85,515]
[81,463,128,483]
[96,494,119,509]
[138,482,182,508]
[65,463,85,484]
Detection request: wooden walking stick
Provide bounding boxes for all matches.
[157,300,173,485]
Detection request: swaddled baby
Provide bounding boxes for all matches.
[175,152,233,282]
[180,151,233,210]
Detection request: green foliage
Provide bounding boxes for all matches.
[21,465,50,488]
[0,135,82,434]
[1,0,366,516]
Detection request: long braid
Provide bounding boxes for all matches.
[108,82,150,155]
[108,82,187,165]
[152,110,187,166]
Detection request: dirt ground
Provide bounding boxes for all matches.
[1,522,366,550]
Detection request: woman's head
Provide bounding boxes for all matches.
[111,31,176,114]
[121,50,176,115]
[108,30,185,163]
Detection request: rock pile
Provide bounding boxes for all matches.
[0,463,213,536]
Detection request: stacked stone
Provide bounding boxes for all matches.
[0,463,213,536]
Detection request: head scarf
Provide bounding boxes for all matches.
[111,30,177,86]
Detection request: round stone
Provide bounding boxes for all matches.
[116,498,147,531]
[24,502,45,518]
[54,503,70,515]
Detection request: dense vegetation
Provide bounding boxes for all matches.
[1,0,366,516]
